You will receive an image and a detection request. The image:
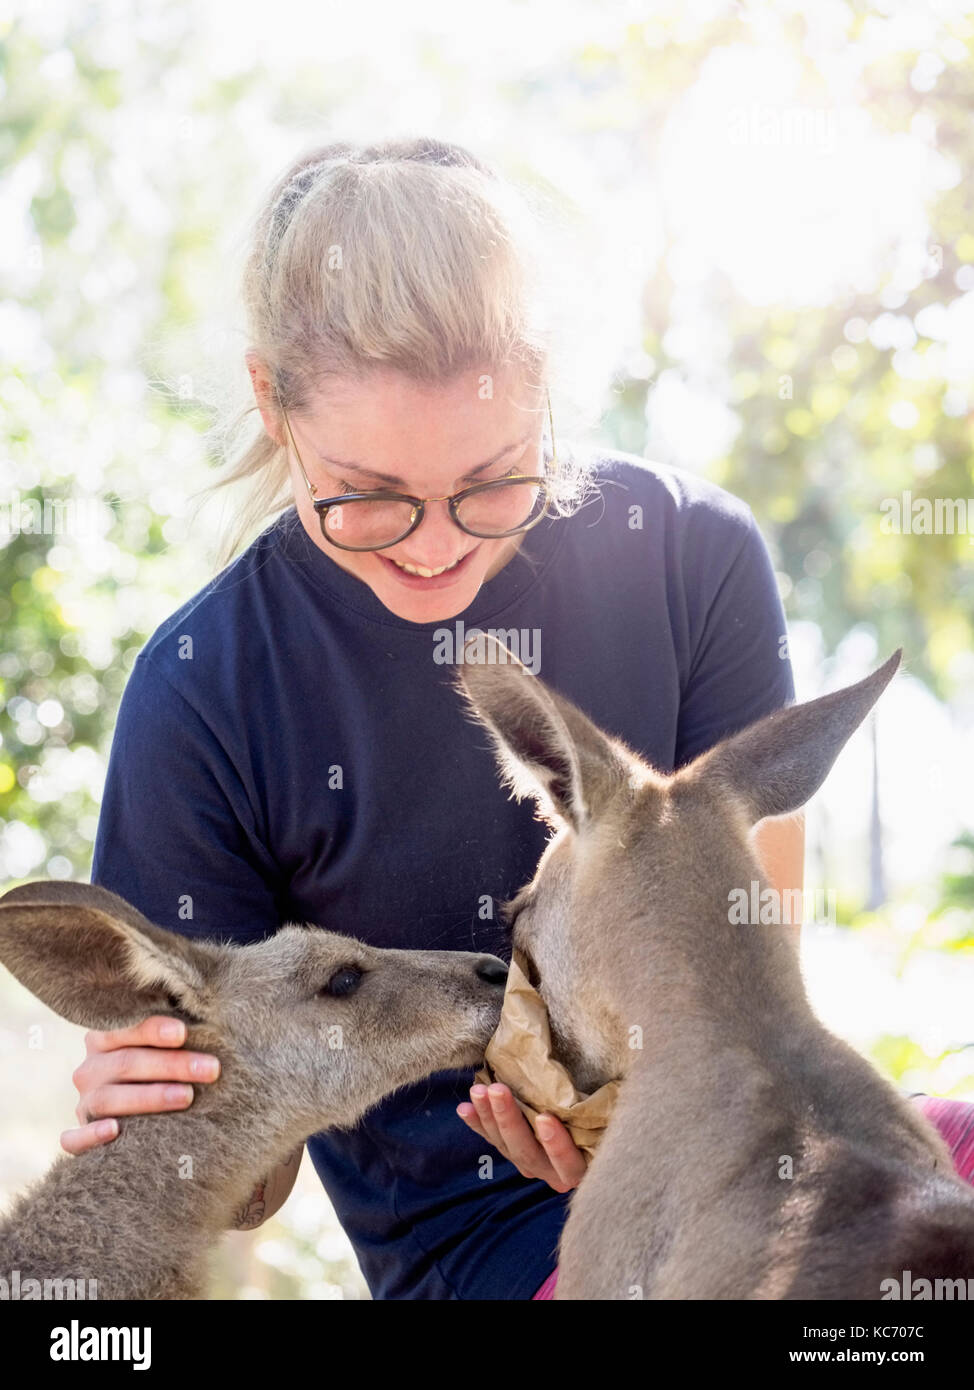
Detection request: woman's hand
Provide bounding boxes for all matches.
[61,1015,221,1155]
[457,1082,587,1193]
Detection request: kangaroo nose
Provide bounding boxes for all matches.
[475,955,509,986]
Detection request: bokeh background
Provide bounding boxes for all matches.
[1,0,973,1298]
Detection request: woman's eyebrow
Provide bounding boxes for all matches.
[315,433,532,487]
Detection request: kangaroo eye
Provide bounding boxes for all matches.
[321,967,363,998]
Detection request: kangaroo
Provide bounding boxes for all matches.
[458,643,974,1299]
[0,880,507,1299]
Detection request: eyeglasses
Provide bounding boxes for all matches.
[278,388,556,553]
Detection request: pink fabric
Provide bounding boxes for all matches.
[530,1096,974,1299]
[532,1267,558,1299]
[911,1094,974,1184]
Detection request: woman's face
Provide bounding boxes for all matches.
[252,362,547,623]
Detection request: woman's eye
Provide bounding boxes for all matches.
[487,465,520,485]
[333,466,520,499]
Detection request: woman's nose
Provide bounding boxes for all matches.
[404,498,467,563]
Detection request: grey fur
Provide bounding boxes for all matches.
[458,642,974,1299]
[0,880,506,1298]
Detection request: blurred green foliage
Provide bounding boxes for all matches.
[1,0,973,1296]
[3,3,972,877]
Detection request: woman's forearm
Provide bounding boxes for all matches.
[230,1143,304,1229]
[750,812,806,952]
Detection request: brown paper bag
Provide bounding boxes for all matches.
[474,949,621,1163]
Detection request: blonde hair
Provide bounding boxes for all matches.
[193,136,597,570]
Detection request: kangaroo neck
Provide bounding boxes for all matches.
[93,1074,300,1226]
[610,868,815,1068]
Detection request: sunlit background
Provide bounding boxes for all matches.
[1,0,973,1298]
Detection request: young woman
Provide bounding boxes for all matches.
[64,137,973,1300]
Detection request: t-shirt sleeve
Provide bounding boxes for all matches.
[674,505,795,768]
[90,653,283,943]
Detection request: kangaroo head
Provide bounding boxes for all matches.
[458,640,902,1094]
[0,881,508,1133]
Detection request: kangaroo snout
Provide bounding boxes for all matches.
[360,945,507,1078]
[447,951,508,1069]
[0,881,512,1299]
[475,955,509,986]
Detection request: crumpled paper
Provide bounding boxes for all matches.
[475,948,621,1163]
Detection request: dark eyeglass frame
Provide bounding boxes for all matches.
[277,387,557,552]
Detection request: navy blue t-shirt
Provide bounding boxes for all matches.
[90,448,795,1300]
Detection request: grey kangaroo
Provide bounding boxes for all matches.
[458,643,974,1299]
[0,880,507,1298]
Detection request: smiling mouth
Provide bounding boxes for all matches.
[377,544,482,589]
[387,554,465,578]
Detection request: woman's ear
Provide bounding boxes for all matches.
[245,350,285,448]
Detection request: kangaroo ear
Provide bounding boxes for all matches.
[455,636,631,830]
[686,650,902,824]
[0,881,222,1029]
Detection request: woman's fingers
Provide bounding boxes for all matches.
[73,1044,220,1093]
[458,1089,526,1166]
[482,1084,553,1180]
[456,1103,488,1142]
[59,1119,120,1155]
[534,1113,587,1190]
[76,1080,197,1125]
[64,1015,222,1156]
[457,1084,587,1193]
[82,1015,187,1054]
[62,1078,200,1154]
[478,1083,560,1184]
[466,1085,509,1156]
